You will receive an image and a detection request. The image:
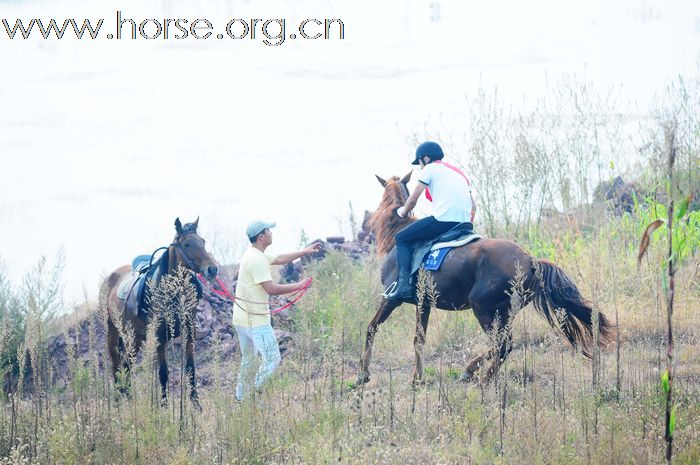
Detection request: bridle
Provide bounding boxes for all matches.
[172,242,199,273]
[171,229,206,274]
[139,231,204,274]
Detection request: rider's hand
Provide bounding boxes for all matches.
[397,206,407,218]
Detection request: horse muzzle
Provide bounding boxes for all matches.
[204,265,218,280]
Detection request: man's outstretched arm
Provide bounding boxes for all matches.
[271,242,322,265]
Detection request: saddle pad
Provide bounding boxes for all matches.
[411,233,482,276]
[429,234,482,252]
[419,234,482,272]
[422,248,450,271]
[117,255,154,300]
[117,272,140,300]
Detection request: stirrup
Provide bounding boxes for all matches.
[381,281,398,299]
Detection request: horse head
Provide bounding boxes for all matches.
[374,171,412,207]
[172,217,219,281]
[368,171,414,256]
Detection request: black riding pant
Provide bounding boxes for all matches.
[395,216,459,277]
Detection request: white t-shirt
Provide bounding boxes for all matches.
[418,161,473,223]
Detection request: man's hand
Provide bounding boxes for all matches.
[304,242,323,255]
[272,242,323,266]
[262,277,312,296]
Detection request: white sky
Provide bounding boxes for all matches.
[1,0,699,307]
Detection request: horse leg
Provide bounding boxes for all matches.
[185,334,201,411]
[156,342,168,406]
[461,296,513,383]
[462,351,491,382]
[107,318,128,396]
[412,300,432,385]
[357,298,403,386]
[480,320,513,383]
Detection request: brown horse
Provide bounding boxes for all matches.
[101,218,218,407]
[356,173,615,385]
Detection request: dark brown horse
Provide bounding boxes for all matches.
[101,218,218,407]
[356,173,615,385]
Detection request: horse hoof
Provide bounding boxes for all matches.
[355,372,370,387]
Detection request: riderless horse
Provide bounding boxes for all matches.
[101,218,218,407]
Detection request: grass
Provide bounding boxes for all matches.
[0,213,697,464]
[1,76,698,464]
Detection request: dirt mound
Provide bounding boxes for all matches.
[593,175,646,214]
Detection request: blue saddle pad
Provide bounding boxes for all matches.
[422,247,451,271]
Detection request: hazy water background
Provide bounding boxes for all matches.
[1,0,699,307]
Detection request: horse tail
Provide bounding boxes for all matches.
[530,259,616,358]
[99,270,123,320]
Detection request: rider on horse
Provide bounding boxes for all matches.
[385,141,476,301]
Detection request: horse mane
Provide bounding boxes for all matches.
[145,243,173,283]
[158,247,171,276]
[367,176,415,256]
[163,224,194,275]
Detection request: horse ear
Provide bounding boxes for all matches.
[193,217,199,230]
[375,175,387,187]
[400,171,412,184]
[175,218,183,235]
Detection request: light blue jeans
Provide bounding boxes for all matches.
[233,324,281,401]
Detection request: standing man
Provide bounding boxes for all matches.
[385,141,476,301]
[233,220,321,401]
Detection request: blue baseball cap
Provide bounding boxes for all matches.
[246,220,276,240]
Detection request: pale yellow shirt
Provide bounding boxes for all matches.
[233,247,277,327]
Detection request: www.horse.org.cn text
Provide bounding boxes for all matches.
[1,11,345,46]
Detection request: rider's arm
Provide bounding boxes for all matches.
[402,182,427,215]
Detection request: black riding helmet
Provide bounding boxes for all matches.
[411,141,444,165]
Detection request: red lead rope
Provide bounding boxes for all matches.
[198,274,313,315]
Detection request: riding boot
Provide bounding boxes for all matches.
[385,271,415,301]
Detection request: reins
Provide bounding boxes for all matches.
[199,275,313,316]
[173,227,314,316]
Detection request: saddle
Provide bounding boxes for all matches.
[410,222,481,275]
[117,254,162,316]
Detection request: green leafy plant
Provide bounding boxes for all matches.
[636,124,697,464]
